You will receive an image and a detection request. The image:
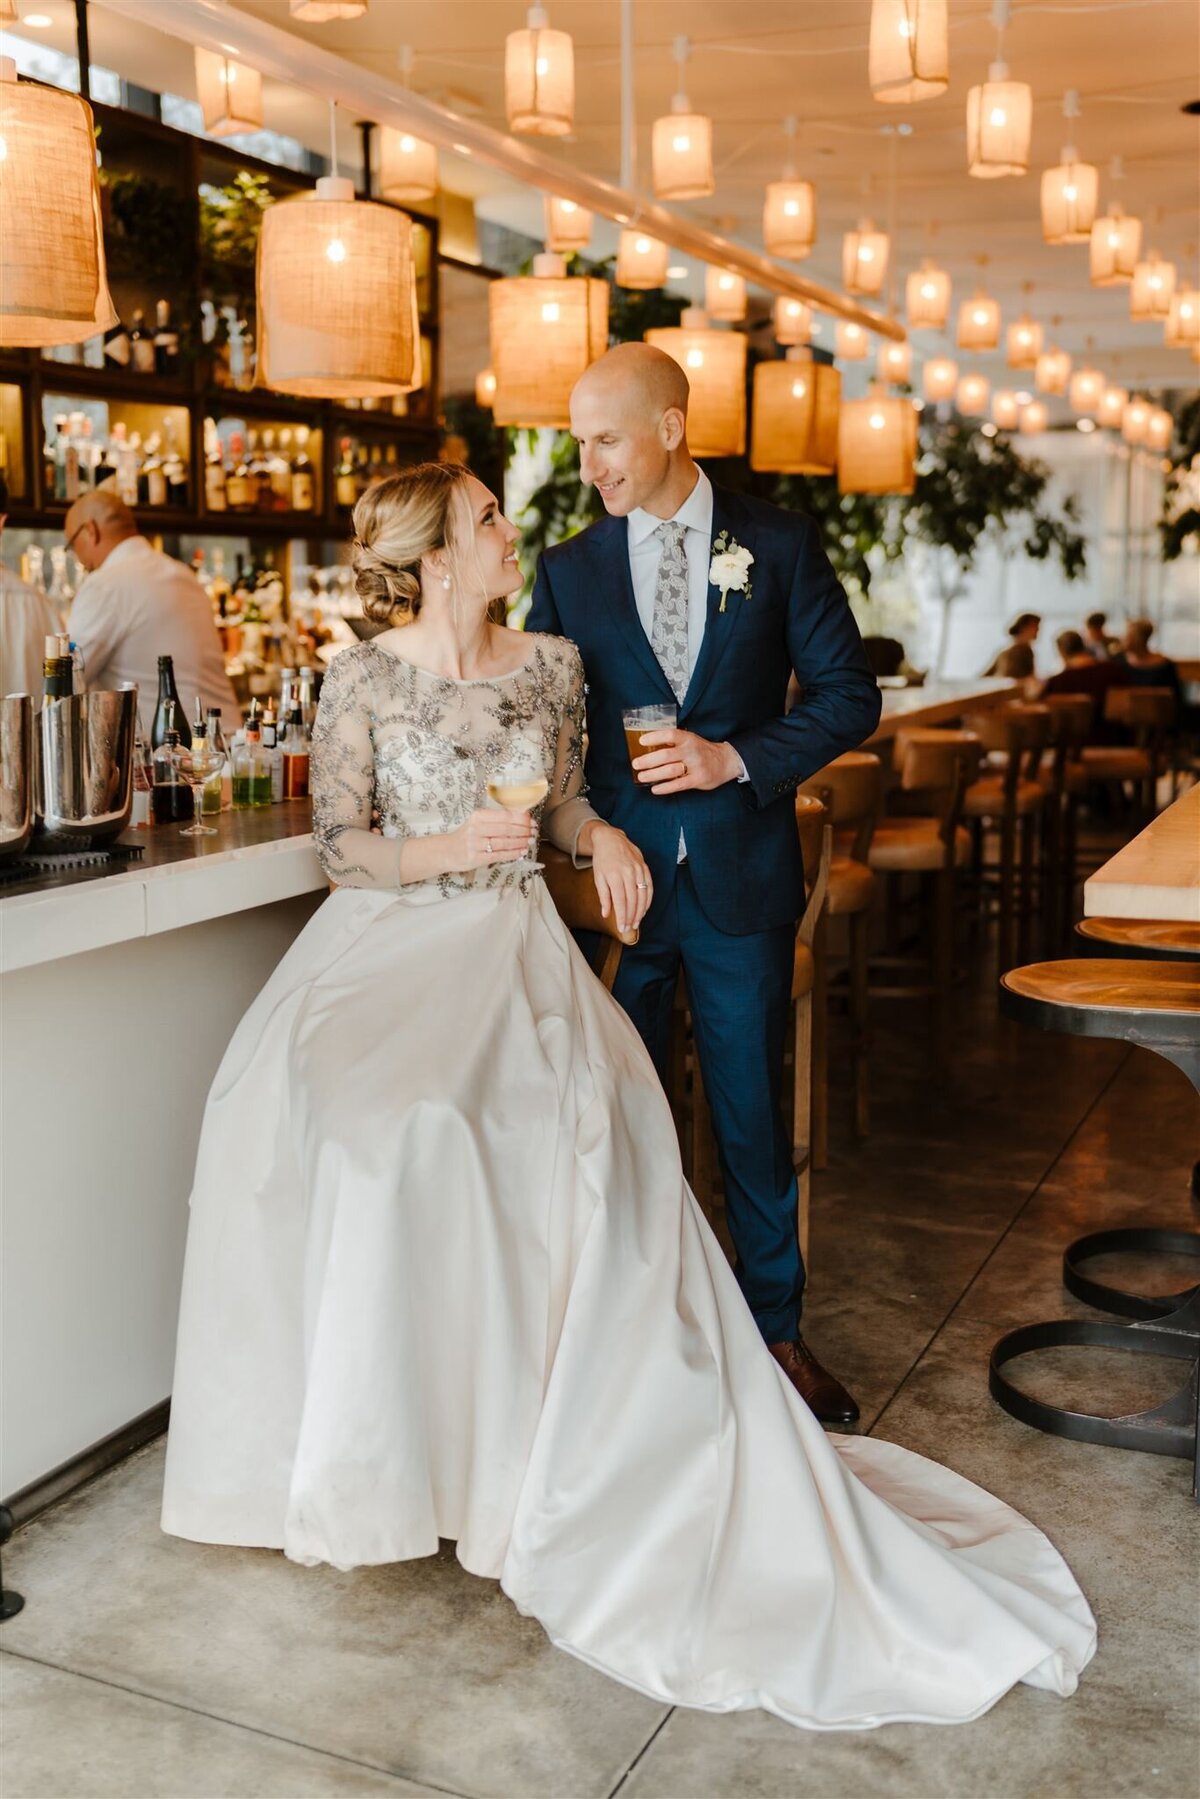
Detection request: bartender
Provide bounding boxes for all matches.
[63,490,239,725]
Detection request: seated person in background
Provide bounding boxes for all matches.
[1118,618,1182,705]
[1041,629,1132,740]
[1083,610,1121,659]
[983,611,1040,680]
[64,491,239,725]
[0,472,65,699]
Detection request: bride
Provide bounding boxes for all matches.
[162,461,1096,1731]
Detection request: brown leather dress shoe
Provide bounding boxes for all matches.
[768,1337,861,1427]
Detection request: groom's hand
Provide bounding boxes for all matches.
[633,730,743,795]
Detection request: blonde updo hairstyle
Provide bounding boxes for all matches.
[353,461,479,627]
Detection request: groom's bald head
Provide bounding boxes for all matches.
[570,344,697,519]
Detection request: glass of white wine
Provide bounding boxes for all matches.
[486,741,548,875]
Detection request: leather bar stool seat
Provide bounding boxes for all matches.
[827,856,877,915]
[1075,916,1200,960]
[1079,745,1151,781]
[869,816,972,871]
[962,773,1046,818]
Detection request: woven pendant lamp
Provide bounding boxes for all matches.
[966,3,1030,178]
[1144,407,1173,452]
[1097,384,1128,429]
[1006,308,1043,369]
[1019,399,1047,434]
[922,356,958,402]
[652,36,714,201]
[836,320,869,361]
[490,254,607,428]
[474,368,496,409]
[774,297,812,346]
[877,339,913,385]
[1130,251,1176,322]
[506,4,574,136]
[705,268,747,322]
[991,389,1019,430]
[1121,396,1150,444]
[544,195,592,255]
[379,129,438,205]
[957,286,1000,352]
[291,1,367,18]
[763,116,816,259]
[838,388,917,495]
[257,176,418,398]
[0,57,118,348]
[750,348,841,475]
[957,373,990,415]
[645,310,746,459]
[1041,90,1097,243]
[1165,288,1200,349]
[1035,339,1071,395]
[906,258,951,330]
[1090,203,1141,285]
[195,46,263,137]
[843,220,889,298]
[869,0,949,103]
[616,229,669,290]
[1069,360,1104,414]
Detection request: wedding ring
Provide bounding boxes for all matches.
[486,839,493,854]
[681,761,689,776]
[635,880,647,889]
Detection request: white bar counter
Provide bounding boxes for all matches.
[1084,784,1200,923]
[0,809,327,1502]
[867,676,1016,744]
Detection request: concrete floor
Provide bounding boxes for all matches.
[3,952,1198,1798]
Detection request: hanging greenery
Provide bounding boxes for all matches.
[1160,393,1200,562]
[199,170,276,293]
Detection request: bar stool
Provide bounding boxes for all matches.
[1081,686,1176,820]
[990,959,1200,1495]
[541,846,638,989]
[961,704,1050,970]
[1076,917,1200,962]
[799,751,882,1159]
[1039,694,1095,945]
[867,728,982,1065]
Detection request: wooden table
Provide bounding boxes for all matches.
[866,676,1016,744]
[1083,784,1200,923]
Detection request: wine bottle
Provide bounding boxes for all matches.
[153,299,179,378]
[142,434,167,507]
[281,707,310,800]
[163,423,188,506]
[151,654,192,750]
[204,419,227,513]
[335,438,357,509]
[290,426,315,511]
[225,432,254,511]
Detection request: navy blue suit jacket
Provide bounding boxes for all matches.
[527,484,882,936]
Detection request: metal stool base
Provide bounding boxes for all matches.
[1062,1226,1200,1320]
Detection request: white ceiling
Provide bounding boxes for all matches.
[8,0,1199,393]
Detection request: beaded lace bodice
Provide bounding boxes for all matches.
[311,634,597,898]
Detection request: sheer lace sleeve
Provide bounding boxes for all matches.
[310,648,406,889]
[541,641,601,863]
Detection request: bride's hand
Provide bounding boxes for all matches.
[452,807,538,870]
[587,823,653,933]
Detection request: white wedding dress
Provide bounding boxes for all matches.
[162,633,1096,1731]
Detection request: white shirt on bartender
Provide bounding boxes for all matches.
[67,535,239,728]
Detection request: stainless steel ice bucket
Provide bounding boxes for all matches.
[34,685,138,846]
[0,694,35,860]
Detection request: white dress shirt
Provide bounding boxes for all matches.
[68,536,240,729]
[626,466,714,685]
[1,564,65,700]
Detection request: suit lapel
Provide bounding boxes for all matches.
[680,487,753,720]
[588,515,678,702]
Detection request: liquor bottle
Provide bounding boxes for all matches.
[232,706,271,810]
[208,547,231,621]
[129,308,156,375]
[204,419,227,513]
[109,422,139,506]
[268,429,293,510]
[103,317,131,368]
[153,299,179,378]
[163,422,188,506]
[151,729,194,823]
[297,666,318,737]
[280,707,310,800]
[204,708,229,813]
[247,429,271,511]
[260,709,283,802]
[290,426,315,512]
[355,443,370,496]
[42,648,74,702]
[76,417,97,492]
[335,437,357,509]
[93,431,117,491]
[278,666,298,723]
[49,414,69,501]
[62,414,84,502]
[142,434,167,507]
[151,654,192,750]
[225,432,254,512]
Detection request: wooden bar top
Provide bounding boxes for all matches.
[1083,785,1200,924]
[866,677,1016,744]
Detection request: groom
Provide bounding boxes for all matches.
[528,343,881,1426]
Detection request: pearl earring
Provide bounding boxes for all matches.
[442,576,451,590]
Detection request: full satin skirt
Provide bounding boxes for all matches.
[162,881,1096,1731]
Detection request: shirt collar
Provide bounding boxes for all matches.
[627,466,713,548]
[95,535,150,577]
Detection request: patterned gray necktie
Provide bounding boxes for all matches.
[650,521,690,702]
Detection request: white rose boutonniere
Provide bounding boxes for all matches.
[709,532,754,613]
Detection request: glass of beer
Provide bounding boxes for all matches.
[622,705,677,785]
[486,739,548,873]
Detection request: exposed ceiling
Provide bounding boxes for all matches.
[7,0,1199,393]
